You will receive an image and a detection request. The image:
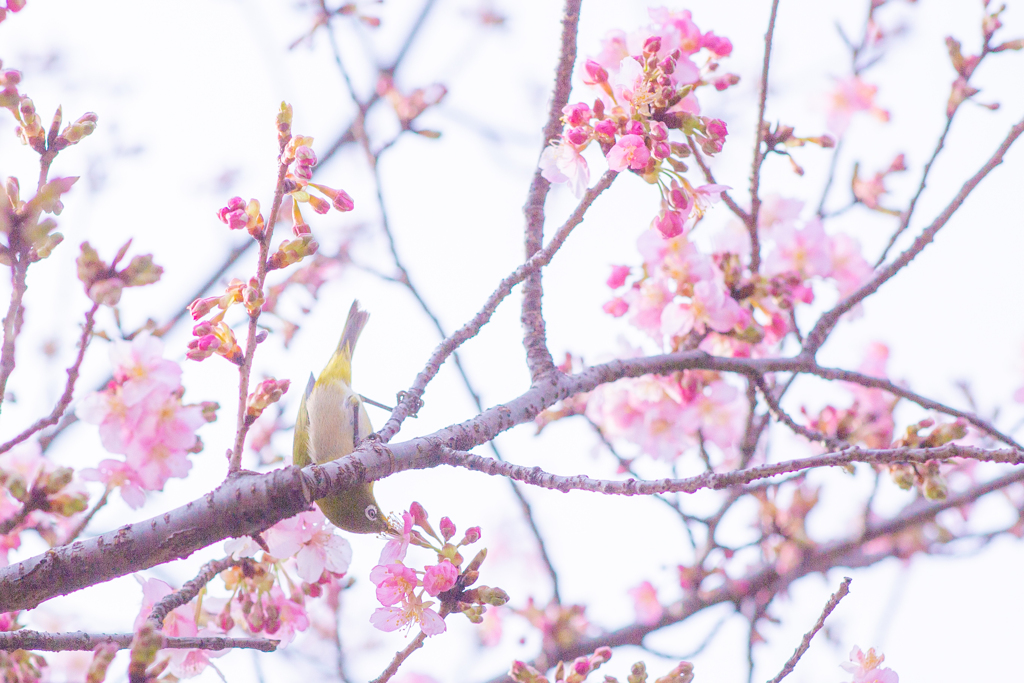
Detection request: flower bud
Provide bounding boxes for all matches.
[439,516,456,541]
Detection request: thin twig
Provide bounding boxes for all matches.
[874,116,954,266]
[521,0,585,381]
[436,443,1024,498]
[0,302,99,455]
[765,577,852,683]
[752,376,848,450]
[804,114,1024,354]
[228,153,291,474]
[147,557,242,629]
[815,137,844,217]
[370,604,451,683]
[376,171,616,442]
[747,0,782,273]
[0,259,28,416]
[688,138,750,223]
[327,30,563,602]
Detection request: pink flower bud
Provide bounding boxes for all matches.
[409,501,429,525]
[602,297,629,317]
[701,31,733,57]
[606,265,630,289]
[189,296,219,320]
[439,516,456,541]
[562,102,592,127]
[423,560,459,596]
[565,127,589,146]
[582,59,608,85]
[593,119,617,139]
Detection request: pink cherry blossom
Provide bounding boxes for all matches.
[603,297,629,317]
[764,219,832,279]
[827,76,890,135]
[653,206,686,238]
[701,31,732,57]
[109,332,182,406]
[134,577,217,678]
[757,194,804,235]
[258,585,310,646]
[607,265,631,289]
[628,581,664,626]
[79,459,147,509]
[606,134,650,172]
[78,337,206,494]
[828,233,872,297]
[841,646,898,683]
[610,56,645,106]
[370,562,418,606]
[423,560,458,596]
[627,278,672,340]
[562,102,592,127]
[662,279,746,338]
[540,140,591,198]
[678,380,743,449]
[689,182,729,219]
[265,510,353,583]
[593,31,629,73]
[379,511,414,564]
[586,376,694,460]
[371,593,446,636]
[648,8,702,55]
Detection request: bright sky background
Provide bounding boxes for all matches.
[2,0,1024,682]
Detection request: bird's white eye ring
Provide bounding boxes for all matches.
[365,505,378,520]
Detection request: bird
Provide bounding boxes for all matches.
[293,300,389,534]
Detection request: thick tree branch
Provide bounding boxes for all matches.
[3,344,1019,610]
[0,630,276,652]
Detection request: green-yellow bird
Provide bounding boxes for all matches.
[293,301,389,534]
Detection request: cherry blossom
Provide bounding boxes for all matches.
[606,134,650,172]
[109,332,181,405]
[134,577,219,679]
[371,562,418,606]
[422,559,458,596]
[841,646,899,683]
[370,593,446,636]
[264,510,353,583]
[78,334,207,493]
[540,140,590,198]
[628,581,664,626]
[827,76,890,134]
[79,459,147,509]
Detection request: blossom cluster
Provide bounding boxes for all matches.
[0,59,96,154]
[580,193,873,462]
[0,441,88,564]
[189,103,355,365]
[370,502,507,636]
[78,333,215,508]
[132,507,358,678]
[541,6,737,236]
